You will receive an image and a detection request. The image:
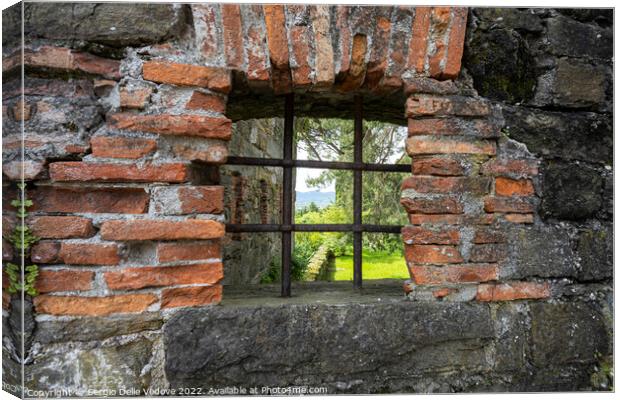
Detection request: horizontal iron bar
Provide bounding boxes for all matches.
[226,223,403,233]
[226,156,411,173]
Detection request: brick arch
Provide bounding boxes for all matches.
[4,5,547,319]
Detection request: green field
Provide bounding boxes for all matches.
[333,250,409,280]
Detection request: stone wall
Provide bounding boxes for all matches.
[1,3,613,395]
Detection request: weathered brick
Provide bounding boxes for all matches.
[100,219,225,241]
[185,91,226,113]
[221,4,244,69]
[405,244,463,264]
[91,136,157,159]
[442,7,468,79]
[2,239,13,261]
[334,6,352,78]
[364,9,391,89]
[30,186,149,214]
[469,244,507,263]
[504,214,534,224]
[427,7,451,77]
[495,177,535,197]
[481,159,539,178]
[142,61,231,93]
[402,176,490,194]
[407,117,498,138]
[432,287,455,298]
[410,264,499,284]
[401,226,459,245]
[406,95,491,117]
[13,99,31,121]
[179,186,224,214]
[29,216,95,239]
[161,285,222,309]
[412,157,464,176]
[49,162,191,183]
[157,241,221,263]
[310,5,335,89]
[409,214,463,225]
[473,228,506,244]
[476,281,551,302]
[35,269,94,293]
[108,113,232,140]
[484,197,536,214]
[287,5,313,88]
[337,33,368,92]
[22,46,120,79]
[400,196,463,214]
[3,160,45,181]
[242,5,271,87]
[403,77,459,96]
[119,86,152,109]
[59,243,120,265]
[408,7,431,73]
[407,136,496,156]
[105,262,223,290]
[34,294,158,316]
[31,241,61,264]
[171,142,228,164]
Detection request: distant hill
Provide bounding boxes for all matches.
[295,191,335,209]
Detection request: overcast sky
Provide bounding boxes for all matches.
[295,147,335,193]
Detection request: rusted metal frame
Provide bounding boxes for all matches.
[353,95,363,290]
[281,93,295,297]
[225,156,411,173]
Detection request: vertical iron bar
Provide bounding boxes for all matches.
[353,95,363,289]
[281,93,294,297]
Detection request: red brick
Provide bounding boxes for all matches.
[244,5,271,86]
[412,157,464,176]
[334,6,352,78]
[504,214,534,224]
[49,162,191,183]
[108,113,232,140]
[221,4,244,69]
[264,5,290,72]
[287,5,313,88]
[407,136,496,156]
[142,61,231,93]
[427,7,452,78]
[195,5,220,62]
[469,244,507,263]
[400,196,463,214]
[407,118,498,137]
[364,11,391,89]
[161,285,222,309]
[23,46,120,79]
[31,241,61,264]
[473,228,506,244]
[185,91,226,113]
[119,86,152,109]
[3,160,45,181]
[105,262,223,290]
[91,136,157,159]
[403,77,459,96]
[59,243,120,265]
[484,197,535,214]
[409,214,463,225]
[405,244,463,264]
[432,287,455,298]
[495,177,535,197]
[30,187,149,214]
[158,241,221,263]
[310,5,335,89]
[401,226,459,245]
[178,186,224,214]
[410,264,499,284]
[13,99,31,121]
[481,159,539,177]
[34,293,158,316]
[71,52,121,79]
[402,176,490,194]
[442,7,468,79]
[476,281,551,302]
[337,34,368,92]
[406,95,491,117]
[29,216,95,239]
[408,7,431,73]
[35,269,94,293]
[100,219,225,241]
[171,143,228,164]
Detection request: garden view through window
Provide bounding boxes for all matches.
[223,96,412,294]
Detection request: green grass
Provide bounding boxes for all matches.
[333,250,409,280]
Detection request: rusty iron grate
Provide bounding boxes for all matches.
[225,94,409,296]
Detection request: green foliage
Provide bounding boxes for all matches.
[3,183,40,296]
[260,253,307,284]
[333,250,409,281]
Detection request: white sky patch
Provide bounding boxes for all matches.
[295,147,335,192]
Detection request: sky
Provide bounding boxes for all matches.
[295,147,335,192]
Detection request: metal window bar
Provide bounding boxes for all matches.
[225,93,408,296]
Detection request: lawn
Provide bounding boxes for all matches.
[333,250,409,280]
